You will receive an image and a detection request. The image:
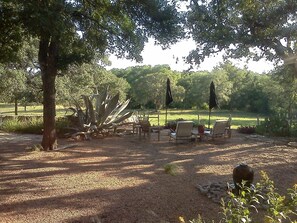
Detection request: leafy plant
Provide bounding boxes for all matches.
[258,171,297,223]
[0,117,43,134]
[68,88,133,136]
[164,163,179,176]
[222,182,259,223]
[256,114,290,136]
[180,172,297,223]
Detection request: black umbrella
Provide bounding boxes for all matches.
[208,81,218,128]
[165,78,173,124]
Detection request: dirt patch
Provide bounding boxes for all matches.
[0,130,296,223]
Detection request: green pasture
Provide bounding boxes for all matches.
[0,103,69,116]
[0,103,263,129]
[141,109,263,128]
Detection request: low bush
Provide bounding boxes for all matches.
[0,117,43,134]
[164,163,180,176]
[0,116,72,136]
[180,171,297,223]
[256,114,290,137]
[237,126,256,134]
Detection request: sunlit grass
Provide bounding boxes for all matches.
[0,103,68,116]
[0,103,264,129]
[139,109,264,128]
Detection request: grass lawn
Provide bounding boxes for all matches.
[0,103,264,129]
[0,103,69,116]
[142,109,263,128]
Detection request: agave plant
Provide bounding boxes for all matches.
[68,88,133,136]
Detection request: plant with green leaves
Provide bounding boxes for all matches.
[256,114,290,136]
[222,182,259,223]
[222,171,297,223]
[1,0,183,150]
[181,172,297,223]
[0,117,43,134]
[70,88,133,136]
[258,171,297,223]
[164,163,180,176]
[186,0,297,74]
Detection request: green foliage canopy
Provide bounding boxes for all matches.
[112,65,184,109]
[1,0,184,150]
[56,62,130,106]
[186,0,297,73]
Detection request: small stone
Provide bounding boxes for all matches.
[196,184,209,194]
[288,142,297,147]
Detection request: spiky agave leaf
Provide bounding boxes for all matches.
[91,94,102,122]
[112,111,133,124]
[81,95,96,124]
[99,111,133,129]
[105,99,131,124]
[97,88,110,125]
[99,93,120,125]
[68,97,86,129]
[110,99,131,119]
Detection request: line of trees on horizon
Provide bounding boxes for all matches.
[1,56,297,116]
[1,0,296,150]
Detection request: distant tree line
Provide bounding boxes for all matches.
[1,53,296,116]
[1,0,296,150]
[112,62,297,115]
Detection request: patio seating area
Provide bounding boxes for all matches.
[121,117,232,143]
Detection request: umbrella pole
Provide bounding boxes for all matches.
[208,109,211,129]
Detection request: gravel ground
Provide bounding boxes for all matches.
[0,130,296,223]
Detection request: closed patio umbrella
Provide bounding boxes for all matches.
[208,81,218,128]
[165,78,173,124]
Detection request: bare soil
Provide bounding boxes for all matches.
[0,130,296,223]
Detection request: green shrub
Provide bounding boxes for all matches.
[256,114,290,136]
[56,117,75,138]
[164,163,179,176]
[180,171,297,223]
[222,172,297,222]
[0,117,43,134]
[0,116,72,136]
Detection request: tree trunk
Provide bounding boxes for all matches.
[14,98,18,116]
[38,35,58,151]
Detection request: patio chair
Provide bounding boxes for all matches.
[169,121,194,143]
[147,112,162,141]
[204,120,229,140]
[138,119,151,139]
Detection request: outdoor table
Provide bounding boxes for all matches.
[191,129,204,142]
[149,126,162,141]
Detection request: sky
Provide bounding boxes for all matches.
[107,38,275,73]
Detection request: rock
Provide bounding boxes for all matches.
[196,184,209,194]
[288,142,297,147]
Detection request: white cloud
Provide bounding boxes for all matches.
[107,38,274,73]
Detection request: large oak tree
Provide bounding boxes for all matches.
[186,0,297,73]
[1,0,183,150]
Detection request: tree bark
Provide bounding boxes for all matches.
[14,98,18,116]
[38,35,58,151]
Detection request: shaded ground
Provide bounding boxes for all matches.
[0,130,296,223]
